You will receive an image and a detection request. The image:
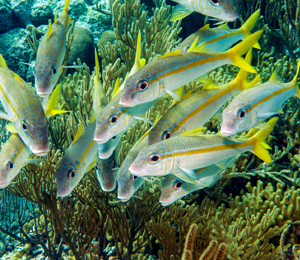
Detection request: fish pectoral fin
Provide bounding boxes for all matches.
[6,122,17,133]
[163,87,181,101]
[195,174,222,188]
[0,113,14,122]
[132,116,153,125]
[174,171,197,184]
[176,164,198,181]
[61,65,85,69]
[254,122,272,129]
[215,157,236,170]
[170,4,193,21]
[87,158,98,172]
[23,159,43,166]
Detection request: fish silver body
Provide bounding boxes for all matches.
[96,155,116,192]
[56,121,98,197]
[0,134,31,188]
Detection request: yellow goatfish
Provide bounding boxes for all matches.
[0,134,31,188]
[95,155,117,192]
[34,0,72,98]
[129,118,277,183]
[221,61,300,136]
[0,55,65,156]
[56,121,98,197]
[119,31,262,107]
[148,50,257,145]
[176,10,261,53]
[170,0,238,22]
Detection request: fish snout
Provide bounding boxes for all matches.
[220,128,235,136]
[56,186,71,197]
[119,93,135,107]
[0,179,9,188]
[32,142,49,156]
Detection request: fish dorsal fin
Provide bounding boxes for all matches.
[6,122,17,133]
[181,90,192,101]
[269,70,284,83]
[153,112,162,126]
[172,86,185,105]
[134,31,142,71]
[14,73,26,89]
[191,42,209,53]
[46,20,52,41]
[247,74,261,89]
[198,24,210,31]
[181,126,204,137]
[0,54,8,69]
[73,125,83,143]
[111,77,120,99]
[187,36,199,52]
[87,158,98,172]
[45,84,69,118]
[201,77,220,90]
[219,23,230,29]
[160,50,182,59]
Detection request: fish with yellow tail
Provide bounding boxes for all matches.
[119,31,263,107]
[221,61,300,136]
[95,155,117,192]
[94,31,154,144]
[56,121,98,197]
[129,118,278,183]
[0,55,67,156]
[170,0,238,22]
[148,50,258,145]
[34,0,73,98]
[176,10,261,53]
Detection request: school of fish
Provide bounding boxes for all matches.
[0,0,298,207]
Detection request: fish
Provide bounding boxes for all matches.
[56,121,98,197]
[95,155,117,192]
[221,61,300,136]
[119,31,262,107]
[129,118,277,183]
[148,49,257,145]
[94,31,153,144]
[160,165,223,206]
[0,55,65,156]
[117,134,148,202]
[34,0,72,98]
[176,10,260,53]
[98,135,121,159]
[170,0,238,22]
[0,134,31,188]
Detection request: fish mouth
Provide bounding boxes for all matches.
[57,188,71,197]
[95,138,107,145]
[159,201,171,207]
[0,180,9,188]
[220,129,234,136]
[128,166,140,175]
[36,92,51,98]
[32,149,48,156]
[119,98,135,107]
[118,195,131,202]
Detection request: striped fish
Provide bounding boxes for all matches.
[119,31,262,107]
[170,0,238,22]
[221,61,300,136]
[129,118,277,182]
[34,0,72,98]
[0,134,31,188]
[148,50,256,145]
[160,164,223,206]
[95,155,116,192]
[176,10,260,53]
[0,55,64,156]
[117,135,148,202]
[56,121,98,197]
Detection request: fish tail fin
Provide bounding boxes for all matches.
[95,48,100,81]
[170,4,193,21]
[226,30,263,73]
[240,10,261,49]
[251,117,278,163]
[0,54,8,69]
[64,0,70,12]
[292,60,300,98]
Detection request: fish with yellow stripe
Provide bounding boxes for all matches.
[221,61,300,136]
[0,134,31,188]
[170,0,238,22]
[119,31,263,107]
[0,55,66,156]
[148,50,257,145]
[129,118,277,182]
[56,121,98,197]
[95,155,117,192]
[34,0,72,98]
[176,10,260,53]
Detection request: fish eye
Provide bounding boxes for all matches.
[132,175,138,180]
[69,169,75,178]
[137,80,149,91]
[238,109,245,119]
[162,130,171,140]
[112,136,116,140]
[52,66,56,74]
[174,181,183,189]
[109,114,118,125]
[149,153,161,163]
[6,161,13,170]
[209,0,221,5]
[22,121,28,131]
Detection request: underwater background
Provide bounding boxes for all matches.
[0,0,300,259]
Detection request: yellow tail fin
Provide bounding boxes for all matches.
[251,117,278,163]
[293,60,300,98]
[0,54,8,69]
[64,0,70,12]
[240,10,261,49]
[227,30,263,73]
